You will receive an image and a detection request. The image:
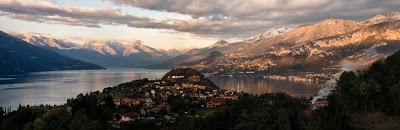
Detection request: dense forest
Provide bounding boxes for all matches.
[2,51,400,129]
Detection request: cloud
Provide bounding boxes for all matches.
[0,0,149,28]
[109,0,400,37]
[109,0,399,21]
[1,0,400,39]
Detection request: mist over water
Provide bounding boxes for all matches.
[311,48,382,105]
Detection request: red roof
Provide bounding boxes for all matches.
[122,98,139,104]
[210,98,226,103]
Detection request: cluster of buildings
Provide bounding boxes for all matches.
[263,72,334,83]
[109,80,241,124]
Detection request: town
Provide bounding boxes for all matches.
[96,68,242,128]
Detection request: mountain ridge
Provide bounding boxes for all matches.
[177,12,400,77]
[12,34,172,68]
[0,31,105,74]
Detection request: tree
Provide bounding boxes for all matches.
[0,107,4,118]
[33,118,47,130]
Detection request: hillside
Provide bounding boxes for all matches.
[180,12,400,77]
[0,31,104,74]
[3,50,400,129]
[227,19,365,55]
[161,68,217,87]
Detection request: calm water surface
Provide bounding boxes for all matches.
[0,68,325,110]
[209,76,325,97]
[0,68,169,110]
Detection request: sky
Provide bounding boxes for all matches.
[0,0,399,50]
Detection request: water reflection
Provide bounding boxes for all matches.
[0,68,169,110]
[0,69,324,110]
[208,76,324,97]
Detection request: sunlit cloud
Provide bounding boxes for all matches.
[0,0,400,49]
[0,0,150,27]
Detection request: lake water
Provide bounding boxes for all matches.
[0,68,325,110]
[0,68,169,110]
[210,76,325,97]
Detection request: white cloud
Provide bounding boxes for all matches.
[1,0,400,39]
[0,0,149,27]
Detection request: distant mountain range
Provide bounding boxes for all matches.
[6,11,400,76]
[0,31,104,74]
[149,40,241,69]
[153,12,400,76]
[12,35,179,68]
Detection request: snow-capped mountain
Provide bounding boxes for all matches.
[12,35,172,68]
[362,12,400,25]
[0,31,104,74]
[227,18,365,55]
[14,35,78,49]
[82,41,167,57]
[177,12,400,76]
[83,41,122,55]
[123,42,167,57]
[244,27,291,43]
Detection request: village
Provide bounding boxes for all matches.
[100,73,241,128]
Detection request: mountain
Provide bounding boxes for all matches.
[150,28,293,69]
[14,35,172,68]
[180,12,400,77]
[149,40,239,69]
[0,31,104,74]
[227,18,365,55]
[82,41,168,57]
[81,41,171,67]
[83,41,125,55]
[160,49,183,57]
[123,43,167,57]
[13,34,78,49]
[362,12,400,25]
[244,27,291,43]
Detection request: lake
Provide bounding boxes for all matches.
[210,76,325,97]
[0,68,325,110]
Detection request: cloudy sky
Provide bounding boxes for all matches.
[0,0,399,49]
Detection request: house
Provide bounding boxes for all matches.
[169,76,185,79]
[140,98,153,106]
[121,112,142,122]
[121,98,140,106]
[206,98,226,108]
[221,95,239,100]
[113,99,121,105]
